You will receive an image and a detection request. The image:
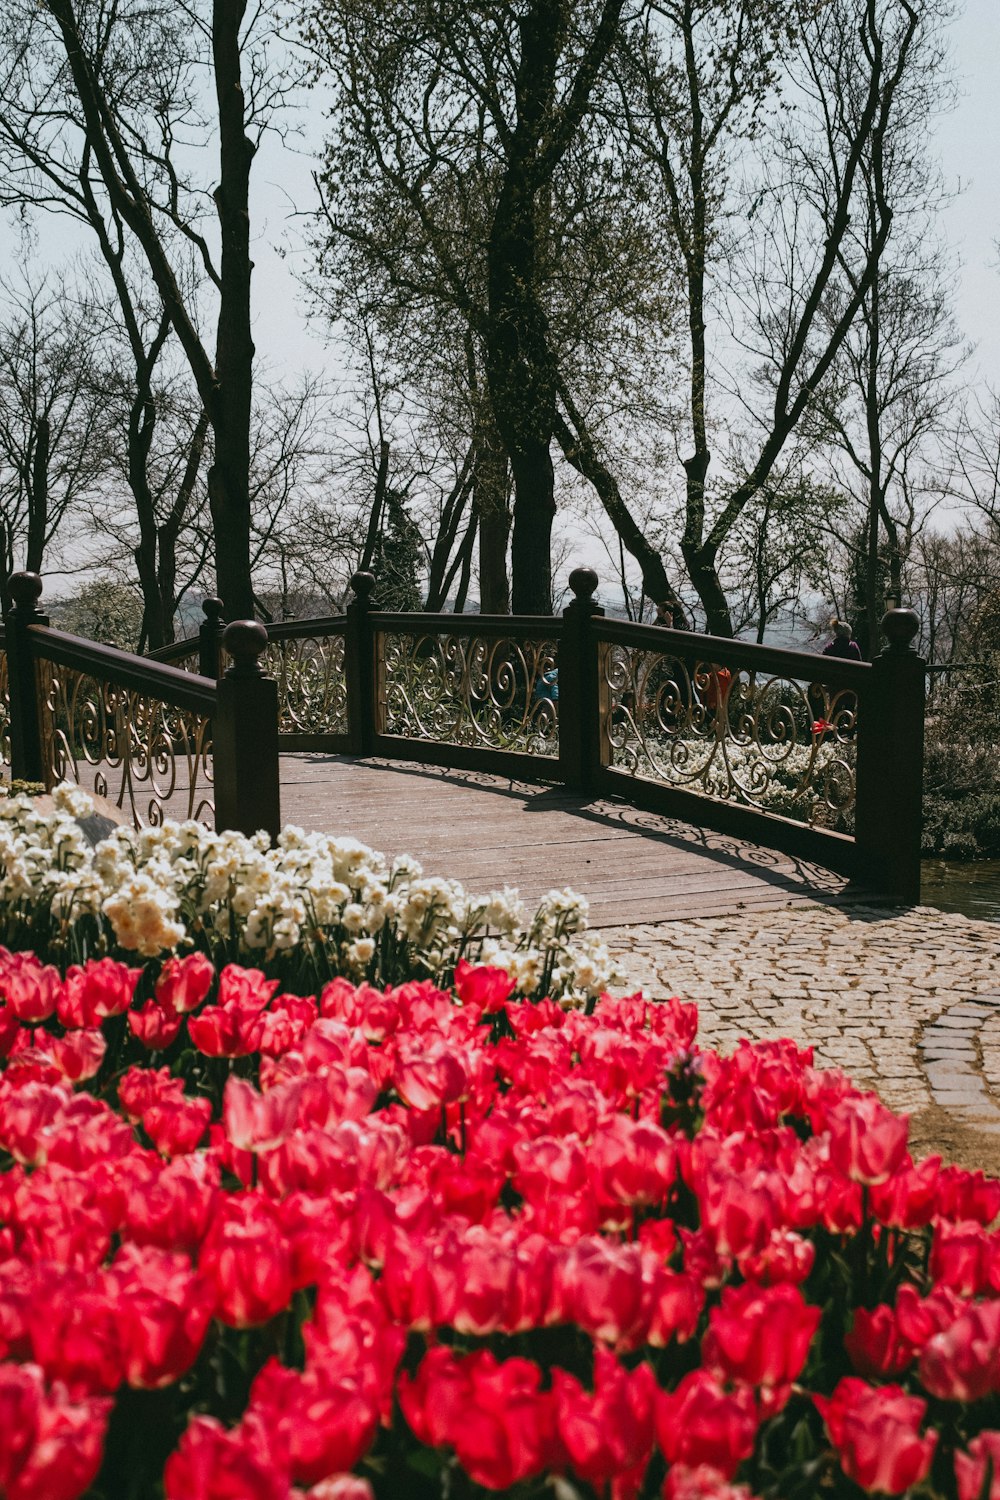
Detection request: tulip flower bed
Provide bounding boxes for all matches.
[3,948,1000,1500]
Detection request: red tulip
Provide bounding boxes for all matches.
[394,1038,469,1110]
[2,1375,111,1500]
[128,999,184,1049]
[704,1282,820,1388]
[142,1094,212,1157]
[164,1413,289,1500]
[955,1431,1000,1500]
[0,949,62,1021]
[454,960,516,1014]
[844,1303,915,1379]
[936,1165,1000,1225]
[825,1095,909,1185]
[110,1244,215,1388]
[250,1358,378,1485]
[199,1193,294,1327]
[155,952,215,1013]
[929,1218,996,1296]
[815,1378,935,1494]
[552,1347,656,1493]
[223,1075,304,1153]
[57,958,141,1029]
[655,1370,758,1477]
[187,1001,266,1057]
[919,1298,1000,1402]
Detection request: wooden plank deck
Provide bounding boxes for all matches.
[279,753,863,927]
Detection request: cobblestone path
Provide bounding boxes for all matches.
[608,904,1000,1175]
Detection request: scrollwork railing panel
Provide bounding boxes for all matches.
[262,633,348,737]
[0,648,10,775]
[381,631,560,757]
[37,659,214,827]
[603,643,856,832]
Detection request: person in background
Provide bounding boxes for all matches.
[822,619,862,661]
[655,599,690,631]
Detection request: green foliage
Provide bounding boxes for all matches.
[372,490,423,611]
[921,660,1000,858]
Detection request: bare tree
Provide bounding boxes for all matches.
[0,0,300,618]
[618,0,928,635]
[305,0,677,612]
[0,275,110,608]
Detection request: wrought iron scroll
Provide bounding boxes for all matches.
[262,633,348,736]
[602,643,857,832]
[37,659,214,827]
[381,631,560,756]
[0,647,10,775]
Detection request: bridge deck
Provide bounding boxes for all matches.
[280,753,863,927]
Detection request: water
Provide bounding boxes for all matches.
[920,860,1000,923]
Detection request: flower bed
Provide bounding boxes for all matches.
[0,786,617,1004]
[2,940,1000,1500]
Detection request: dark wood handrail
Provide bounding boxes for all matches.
[5,567,926,899]
[29,625,217,715]
[594,617,871,689]
[372,610,562,638]
[264,614,348,642]
[146,637,200,664]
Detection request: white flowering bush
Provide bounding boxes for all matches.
[0,785,621,1006]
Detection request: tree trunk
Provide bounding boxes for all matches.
[46,0,257,621]
[484,3,564,616]
[209,0,256,620]
[475,411,511,613]
[681,534,731,638]
[509,439,556,613]
[25,415,49,574]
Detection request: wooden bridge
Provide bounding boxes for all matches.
[280,754,854,925]
[1,567,927,916]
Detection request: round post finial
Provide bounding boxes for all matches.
[222,620,270,677]
[568,567,599,605]
[202,597,225,624]
[350,571,375,606]
[8,572,43,616]
[880,607,920,653]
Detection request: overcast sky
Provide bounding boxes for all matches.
[4,2,998,427]
[243,0,1000,395]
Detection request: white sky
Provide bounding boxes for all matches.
[3,1,998,491]
[241,0,1000,396]
[934,0,1000,392]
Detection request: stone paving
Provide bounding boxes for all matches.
[607,902,1000,1173]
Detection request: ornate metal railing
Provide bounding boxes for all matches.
[3,575,280,841]
[0,628,11,777]
[372,613,560,774]
[30,629,215,828]
[263,620,349,747]
[3,567,926,897]
[597,625,861,834]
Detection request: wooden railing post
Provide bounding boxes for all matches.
[854,606,925,903]
[345,571,376,756]
[559,566,604,792]
[198,597,226,678]
[5,572,48,784]
[214,621,281,842]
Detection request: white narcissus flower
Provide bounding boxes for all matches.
[52,784,96,819]
[2,791,621,1000]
